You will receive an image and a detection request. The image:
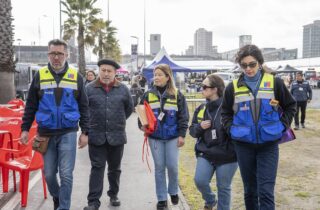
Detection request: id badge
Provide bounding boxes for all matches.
[211,129,217,140]
[158,112,165,121]
[299,87,303,91]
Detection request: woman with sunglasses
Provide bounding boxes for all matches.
[138,64,189,210]
[221,45,296,210]
[189,74,237,210]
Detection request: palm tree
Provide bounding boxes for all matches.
[92,19,121,62]
[0,0,16,103]
[61,0,101,76]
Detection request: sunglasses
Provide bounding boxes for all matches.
[201,85,215,90]
[240,61,258,69]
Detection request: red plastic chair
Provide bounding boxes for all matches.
[0,136,47,207]
[0,106,24,119]
[0,130,16,192]
[0,119,37,193]
[7,98,25,109]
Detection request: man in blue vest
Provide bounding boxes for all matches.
[290,72,312,130]
[20,39,90,210]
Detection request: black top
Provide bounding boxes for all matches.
[189,98,237,165]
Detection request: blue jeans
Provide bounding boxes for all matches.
[43,132,77,210]
[234,142,279,210]
[149,137,179,201]
[194,157,238,210]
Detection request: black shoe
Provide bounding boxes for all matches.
[170,194,179,205]
[110,196,121,206]
[301,123,305,128]
[53,197,59,210]
[156,200,167,210]
[83,205,99,210]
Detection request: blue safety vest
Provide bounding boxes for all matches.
[148,91,179,140]
[230,73,284,144]
[35,67,80,129]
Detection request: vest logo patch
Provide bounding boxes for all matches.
[240,104,250,111]
[44,90,54,94]
[68,73,74,79]
[264,81,271,88]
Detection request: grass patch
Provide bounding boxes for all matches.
[294,192,310,198]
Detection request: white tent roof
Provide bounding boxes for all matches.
[266,57,320,69]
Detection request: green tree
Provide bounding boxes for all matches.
[61,0,101,76]
[0,0,16,103]
[92,19,121,62]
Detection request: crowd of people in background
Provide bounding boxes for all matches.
[21,39,302,210]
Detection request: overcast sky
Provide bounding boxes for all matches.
[11,0,320,59]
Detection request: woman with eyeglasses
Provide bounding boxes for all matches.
[189,74,237,210]
[138,64,189,210]
[221,45,296,210]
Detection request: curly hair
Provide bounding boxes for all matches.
[235,44,264,65]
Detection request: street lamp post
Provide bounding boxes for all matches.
[60,0,62,39]
[131,36,139,72]
[17,39,21,62]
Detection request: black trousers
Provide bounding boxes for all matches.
[294,101,308,125]
[87,141,124,207]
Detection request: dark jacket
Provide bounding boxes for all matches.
[290,80,312,102]
[130,85,143,107]
[139,87,189,138]
[189,98,237,165]
[86,78,133,146]
[221,71,296,145]
[21,63,90,136]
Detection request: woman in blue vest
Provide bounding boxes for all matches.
[221,45,296,210]
[139,64,189,210]
[190,74,237,210]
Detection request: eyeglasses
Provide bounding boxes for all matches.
[240,61,258,69]
[201,85,215,90]
[48,52,65,58]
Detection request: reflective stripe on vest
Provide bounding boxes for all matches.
[39,67,78,90]
[233,73,274,103]
[231,73,284,143]
[148,92,178,111]
[197,105,205,123]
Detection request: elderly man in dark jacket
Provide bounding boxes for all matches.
[83,59,133,210]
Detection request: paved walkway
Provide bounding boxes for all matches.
[0,113,190,210]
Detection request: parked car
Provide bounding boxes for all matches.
[213,72,236,86]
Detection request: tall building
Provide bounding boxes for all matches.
[150,34,161,56]
[185,45,194,56]
[194,28,212,56]
[239,35,252,48]
[303,20,320,58]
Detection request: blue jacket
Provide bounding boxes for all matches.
[139,87,189,140]
[221,71,296,145]
[22,63,89,136]
[290,80,312,102]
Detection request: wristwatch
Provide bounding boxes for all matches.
[82,131,89,135]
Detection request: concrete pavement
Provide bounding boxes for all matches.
[0,113,190,210]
